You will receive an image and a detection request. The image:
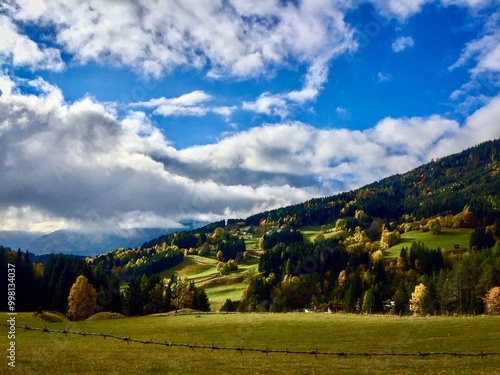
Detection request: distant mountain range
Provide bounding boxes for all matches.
[0,227,185,256]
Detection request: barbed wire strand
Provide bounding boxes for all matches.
[2,323,500,359]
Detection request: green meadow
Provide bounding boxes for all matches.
[2,312,499,375]
[383,228,473,259]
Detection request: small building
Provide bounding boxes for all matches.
[242,226,254,235]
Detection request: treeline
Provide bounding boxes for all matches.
[123,274,210,316]
[1,247,211,316]
[239,236,500,315]
[260,228,304,250]
[0,248,121,313]
[90,244,185,279]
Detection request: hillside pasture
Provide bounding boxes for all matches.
[384,228,473,259]
[300,225,347,243]
[243,235,259,250]
[3,312,500,375]
[155,254,258,310]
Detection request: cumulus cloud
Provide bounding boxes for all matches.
[0,75,317,232]
[242,92,290,118]
[3,0,356,119]
[369,0,431,21]
[392,36,415,52]
[4,0,354,79]
[1,74,499,232]
[175,101,500,190]
[0,15,64,71]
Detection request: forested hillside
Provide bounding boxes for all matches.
[3,139,499,317]
[246,139,499,227]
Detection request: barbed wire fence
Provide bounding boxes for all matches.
[3,323,500,359]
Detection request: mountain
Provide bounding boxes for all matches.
[244,139,500,227]
[0,228,175,256]
[0,231,43,251]
[84,139,500,316]
[135,139,500,252]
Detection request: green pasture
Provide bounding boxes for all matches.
[155,254,258,310]
[300,225,346,243]
[2,312,499,374]
[243,235,259,250]
[384,228,473,259]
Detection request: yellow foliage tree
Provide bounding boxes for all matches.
[67,275,98,321]
[409,283,427,316]
[484,287,500,315]
[380,229,401,249]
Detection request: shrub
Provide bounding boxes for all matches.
[484,287,500,315]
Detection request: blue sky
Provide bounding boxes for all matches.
[0,0,499,233]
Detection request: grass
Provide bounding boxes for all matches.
[154,254,258,310]
[157,255,219,280]
[243,235,259,250]
[384,228,473,259]
[204,283,248,309]
[203,257,258,310]
[85,312,125,321]
[3,312,500,374]
[33,311,69,323]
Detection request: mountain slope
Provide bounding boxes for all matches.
[244,139,500,227]
[0,228,176,256]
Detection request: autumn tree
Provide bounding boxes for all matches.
[335,218,347,231]
[429,219,441,235]
[409,283,427,316]
[170,276,194,310]
[380,229,401,249]
[197,242,210,256]
[67,275,98,321]
[484,287,500,315]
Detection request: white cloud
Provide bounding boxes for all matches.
[177,100,500,188]
[377,72,392,82]
[3,0,356,119]
[448,10,500,108]
[242,92,290,118]
[392,36,415,52]
[0,15,64,71]
[131,90,236,118]
[366,0,495,22]
[369,0,432,21]
[4,0,355,80]
[0,75,317,231]
[1,74,499,232]
[440,0,494,9]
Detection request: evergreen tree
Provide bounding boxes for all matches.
[123,277,146,316]
[362,286,376,313]
[394,281,409,315]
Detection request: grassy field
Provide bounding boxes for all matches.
[300,225,347,243]
[384,228,473,259]
[2,312,499,374]
[154,254,258,310]
[243,235,259,250]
